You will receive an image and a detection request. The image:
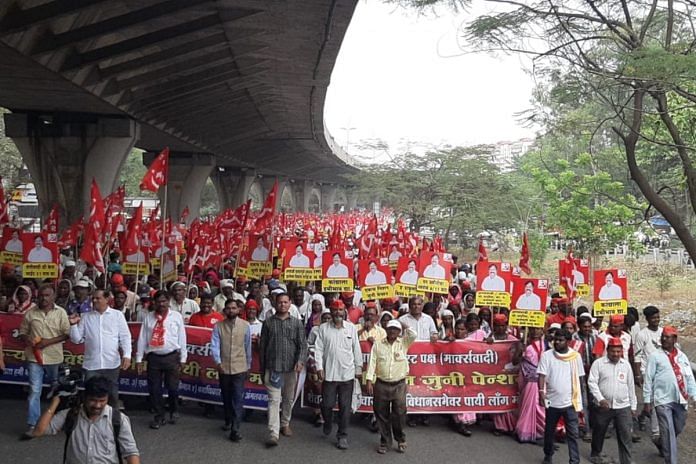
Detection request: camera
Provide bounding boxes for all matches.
[47,364,83,399]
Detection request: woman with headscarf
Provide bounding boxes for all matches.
[477,307,492,337]
[488,314,519,436]
[188,285,201,305]
[304,294,326,335]
[204,269,220,295]
[7,285,35,314]
[379,311,394,331]
[515,327,547,444]
[439,309,456,341]
[54,279,73,309]
[447,284,462,307]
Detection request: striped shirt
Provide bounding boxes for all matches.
[259,314,308,373]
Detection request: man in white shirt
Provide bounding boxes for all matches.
[398,296,437,342]
[538,329,585,464]
[588,338,636,464]
[315,299,362,450]
[326,253,349,278]
[5,229,22,253]
[136,290,188,429]
[168,281,199,324]
[251,237,270,262]
[68,289,131,407]
[214,280,236,313]
[515,280,542,310]
[388,245,402,262]
[480,263,506,292]
[364,261,387,286]
[632,305,662,441]
[288,245,310,268]
[27,235,53,263]
[422,254,446,280]
[598,272,623,300]
[399,259,419,286]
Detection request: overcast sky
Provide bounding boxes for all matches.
[324,1,538,158]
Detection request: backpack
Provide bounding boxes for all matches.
[63,406,123,464]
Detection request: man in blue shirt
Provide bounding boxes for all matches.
[643,326,696,464]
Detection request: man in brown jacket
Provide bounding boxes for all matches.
[211,299,251,442]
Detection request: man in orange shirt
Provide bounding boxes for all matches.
[188,295,224,328]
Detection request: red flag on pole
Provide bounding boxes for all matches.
[358,215,378,258]
[89,179,105,235]
[80,181,105,272]
[252,181,278,233]
[43,204,60,235]
[477,237,488,262]
[180,206,190,224]
[560,246,577,299]
[518,232,532,275]
[140,147,169,192]
[123,204,143,256]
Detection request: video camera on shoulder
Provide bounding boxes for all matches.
[47,364,84,400]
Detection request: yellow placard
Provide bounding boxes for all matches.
[509,310,546,328]
[150,258,160,267]
[416,277,449,294]
[576,284,591,296]
[362,285,395,300]
[284,268,321,282]
[593,299,628,316]
[243,261,272,279]
[123,262,151,276]
[394,283,425,298]
[22,262,58,279]
[476,291,512,309]
[322,278,354,292]
[0,251,22,266]
[235,267,249,278]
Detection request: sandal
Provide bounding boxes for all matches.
[397,442,407,453]
[377,445,388,454]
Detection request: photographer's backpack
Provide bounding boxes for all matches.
[63,407,123,463]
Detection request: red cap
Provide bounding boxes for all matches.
[563,316,577,327]
[272,268,281,278]
[607,337,623,347]
[663,326,678,337]
[609,315,625,325]
[329,300,345,310]
[461,281,471,290]
[365,301,377,309]
[380,297,398,305]
[244,300,259,310]
[111,273,124,286]
[340,292,354,299]
[551,297,562,305]
[236,276,248,284]
[493,314,508,325]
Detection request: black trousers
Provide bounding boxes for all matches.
[591,407,633,464]
[544,406,580,464]
[321,380,354,438]
[373,379,407,447]
[146,351,180,420]
[220,372,246,434]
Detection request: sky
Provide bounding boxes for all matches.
[324,0,538,159]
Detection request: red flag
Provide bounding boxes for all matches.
[518,232,531,275]
[0,178,8,226]
[88,179,105,235]
[123,205,143,256]
[357,215,378,258]
[80,222,104,273]
[252,181,278,233]
[559,247,576,299]
[58,219,83,248]
[43,204,60,235]
[180,206,190,224]
[433,235,444,253]
[477,237,488,262]
[140,147,169,192]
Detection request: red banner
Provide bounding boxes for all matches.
[304,340,519,414]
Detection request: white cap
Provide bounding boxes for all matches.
[220,279,234,289]
[578,313,597,324]
[458,271,467,281]
[64,260,76,267]
[270,288,285,295]
[549,323,562,330]
[386,320,402,332]
[74,278,91,289]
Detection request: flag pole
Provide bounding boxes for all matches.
[160,184,168,290]
[131,236,141,322]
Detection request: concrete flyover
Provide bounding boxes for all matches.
[0,0,359,225]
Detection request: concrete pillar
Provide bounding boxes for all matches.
[144,152,214,223]
[321,184,338,212]
[346,188,358,210]
[4,112,138,227]
[210,168,256,211]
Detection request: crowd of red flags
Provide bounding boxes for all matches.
[0,150,538,279]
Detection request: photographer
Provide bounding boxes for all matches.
[32,375,140,464]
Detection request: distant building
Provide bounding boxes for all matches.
[492,138,535,171]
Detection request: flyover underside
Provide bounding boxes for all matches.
[0,0,359,182]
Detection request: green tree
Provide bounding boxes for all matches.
[0,108,25,185]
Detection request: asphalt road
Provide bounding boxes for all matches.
[0,385,692,464]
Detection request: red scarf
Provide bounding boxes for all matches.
[150,310,168,347]
[667,349,688,401]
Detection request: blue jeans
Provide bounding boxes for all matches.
[655,402,687,464]
[544,406,580,464]
[27,362,59,426]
